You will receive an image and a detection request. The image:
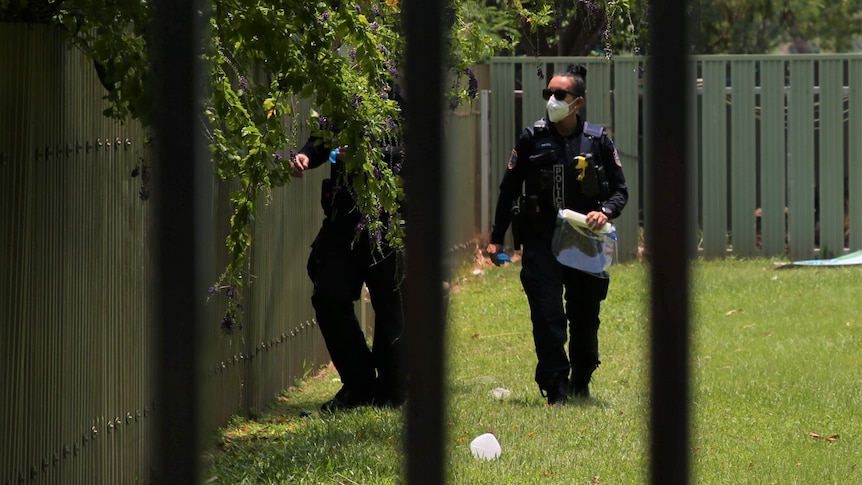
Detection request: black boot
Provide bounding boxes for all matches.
[540,372,569,406]
[320,386,373,413]
[569,370,593,399]
[570,380,590,399]
[372,377,407,409]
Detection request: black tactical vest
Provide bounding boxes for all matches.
[523,119,607,225]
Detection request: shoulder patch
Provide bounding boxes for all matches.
[611,140,622,167]
[583,121,604,138]
[507,149,518,170]
[613,148,622,167]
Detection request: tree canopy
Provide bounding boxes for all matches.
[455,0,862,57]
[689,0,862,54]
[454,0,646,58]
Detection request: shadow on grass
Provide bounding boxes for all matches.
[449,378,609,411]
[208,398,405,482]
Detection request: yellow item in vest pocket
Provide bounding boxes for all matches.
[574,153,592,181]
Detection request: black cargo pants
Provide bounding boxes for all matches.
[519,239,609,390]
[307,218,406,400]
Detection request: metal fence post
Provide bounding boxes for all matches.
[647,0,691,484]
[150,1,213,482]
[403,1,447,483]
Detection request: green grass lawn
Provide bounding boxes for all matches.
[203,258,862,484]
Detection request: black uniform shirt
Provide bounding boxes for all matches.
[490,116,628,244]
[298,136,404,227]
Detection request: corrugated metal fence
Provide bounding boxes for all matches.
[1,25,157,483]
[491,55,862,261]
[0,24,325,483]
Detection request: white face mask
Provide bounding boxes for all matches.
[546,96,574,123]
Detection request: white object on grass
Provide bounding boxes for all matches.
[490,387,511,400]
[470,433,502,460]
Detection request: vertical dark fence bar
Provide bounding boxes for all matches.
[150,1,212,482]
[403,1,446,484]
[647,1,691,484]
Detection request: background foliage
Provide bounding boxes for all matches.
[690,0,862,54]
[452,0,862,57]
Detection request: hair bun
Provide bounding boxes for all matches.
[566,63,588,79]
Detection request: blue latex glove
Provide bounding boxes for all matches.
[495,253,511,266]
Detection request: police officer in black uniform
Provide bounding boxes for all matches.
[486,64,628,406]
[291,85,407,413]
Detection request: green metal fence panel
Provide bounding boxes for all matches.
[788,59,816,259]
[444,103,484,254]
[612,58,642,261]
[687,59,701,256]
[852,58,862,250]
[1,24,154,483]
[729,60,759,256]
[701,59,729,256]
[818,59,847,257]
[642,58,700,255]
[759,59,788,255]
[0,25,335,483]
[0,27,20,484]
[209,179,248,426]
[490,61,515,243]
[588,61,613,128]
[522,60,546,128]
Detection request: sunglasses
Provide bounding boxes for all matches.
[542,88,578,101]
